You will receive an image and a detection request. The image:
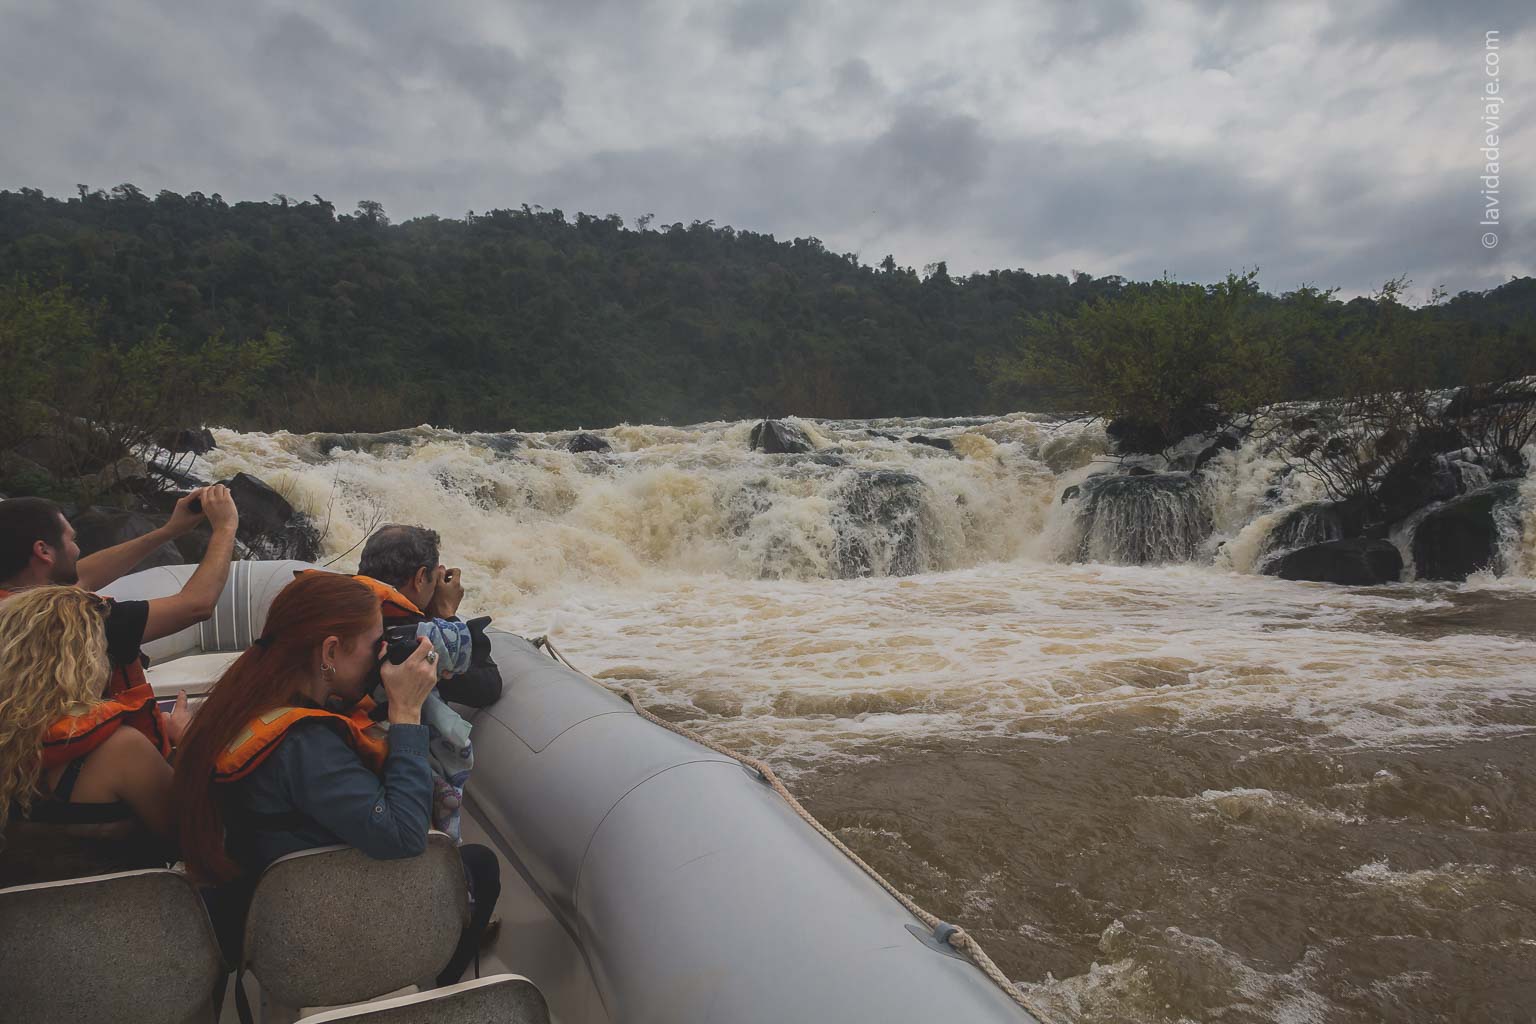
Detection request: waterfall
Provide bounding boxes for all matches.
[1065,473,1213,565]
[188,411,1535,588]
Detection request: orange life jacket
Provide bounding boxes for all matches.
[293,569,424,620]
[40,684,170,773]
[0,587,149,697]
[213,697,389,783]
[106,659,148,697]
[350,574,423,618]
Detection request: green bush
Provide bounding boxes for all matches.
[990,271,1297,433]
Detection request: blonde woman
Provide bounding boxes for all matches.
[0,586,187,884]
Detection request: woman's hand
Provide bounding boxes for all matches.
[380,637,438,726]
[165,689,191,748]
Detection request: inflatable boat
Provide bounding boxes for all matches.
[98,560,1037,1023]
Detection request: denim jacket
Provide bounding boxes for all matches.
[224,719,433,874]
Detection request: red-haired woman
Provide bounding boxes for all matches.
[173,571,500,987]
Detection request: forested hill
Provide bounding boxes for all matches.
[2,185,1534,432]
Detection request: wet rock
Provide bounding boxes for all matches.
[1444,383,1536,420]
[1125,465,1155,477]
[1105,416,1173,456]
[567,432,610,454]
[310,431,417,455]
[866,430,901,441]
[1455,445,1527,482]
[834,470,926,578]
[1059,484,1081,504]
[907,435,954,452]
[786,453,847,468]
[157,427,217,455]
[221,472,321,561]
[750,419,812,454]
[1039,430,1104,473]
[469,433,527,455]
[1267,538,1403,586]
[99,456,151,487]
[1264,498,1368,557]
[1411,481,1521,581]
[1107,407,1223,456]
[310,433,362,454]
[1193,432,1243,472]
[146,456,209,490]
[1073,473,1211,565]
[173,526,252,564]
[12,419,120,480]
[1375,453,1469,524]
[68,507,183,571]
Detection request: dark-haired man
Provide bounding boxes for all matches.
[0,487,240,696]
[356,524,502,708]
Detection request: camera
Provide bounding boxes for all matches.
[382,623,423,664]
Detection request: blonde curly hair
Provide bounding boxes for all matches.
[0,586,111,829]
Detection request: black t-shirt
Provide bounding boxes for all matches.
[103,598,150,668]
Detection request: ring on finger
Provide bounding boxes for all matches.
[425,650,438,664]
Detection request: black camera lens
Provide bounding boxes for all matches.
[382,623,422,665]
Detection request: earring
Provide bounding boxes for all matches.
[322,664,335,677]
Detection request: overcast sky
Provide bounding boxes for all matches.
[1,0,1530,298]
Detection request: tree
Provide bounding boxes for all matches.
[991,270,1293,444]
[355,199,389,226]
[0,280,288,501]
[0,186,1531,434]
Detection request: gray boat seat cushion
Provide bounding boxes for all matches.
[0,868,225,1024]
[242,833,469,1011]
[300,974,550,1023]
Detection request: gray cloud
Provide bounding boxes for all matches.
[0,0,1528,298]
[833,58,882,99]
[718,0,805,51]
[1333,0,1536,43]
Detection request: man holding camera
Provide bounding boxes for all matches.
[354,524,502,708]
[0,486,240,703]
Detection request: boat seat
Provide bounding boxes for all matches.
[145,650,243,697]
[0,868,225,1024]
[298,974,550,1023]
[241,833,468,1024]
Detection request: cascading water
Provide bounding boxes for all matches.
[187,411,1536,1023]
[195,410,1531,585]
[1061,473,1212,565]
[195,414,1075,590]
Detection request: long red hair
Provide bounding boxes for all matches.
[173,572,379,882]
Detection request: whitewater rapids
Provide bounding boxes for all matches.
[188,413,1536,1024]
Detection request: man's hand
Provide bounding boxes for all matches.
[163,488,210,537]
[427,566,465,618]
[141,483,239,643]
[200,484,239,534]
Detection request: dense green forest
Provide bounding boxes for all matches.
[2,185,1534,434]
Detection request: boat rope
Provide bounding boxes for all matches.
[530,634,1050,1022]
